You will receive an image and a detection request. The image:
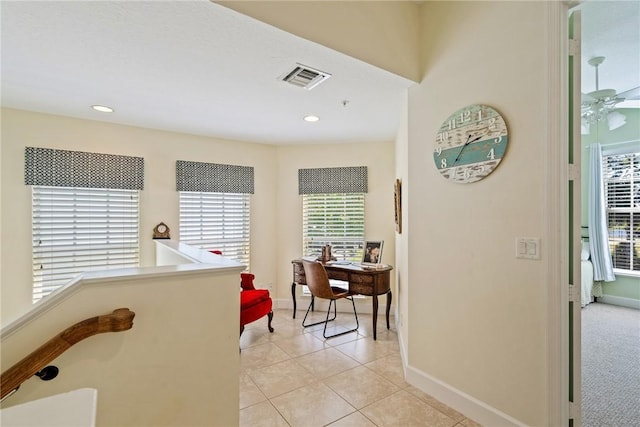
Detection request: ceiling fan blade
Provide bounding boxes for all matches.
[581,92,595,104]
[618,86,640,100]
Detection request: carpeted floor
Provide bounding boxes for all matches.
[582,302,640,427]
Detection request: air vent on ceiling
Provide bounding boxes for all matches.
[280,64,331,90]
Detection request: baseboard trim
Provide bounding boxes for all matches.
[597,295,640,310]
[391,311,525,426]
[403,364,526,427]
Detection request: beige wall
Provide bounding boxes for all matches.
[2,1,565,424]
[274,141,397,312]
[1,268,242,426]
[0,108,396,322]
[0,108,278,322]
[394,93,410,349]
[216,1,421,83]
[405,2,550,425]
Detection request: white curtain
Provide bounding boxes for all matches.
[588,143,616,282]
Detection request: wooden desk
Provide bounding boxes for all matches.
[291,259,393,340]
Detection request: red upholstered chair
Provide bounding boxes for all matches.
[240,272,274,337]
[209,251,274,337]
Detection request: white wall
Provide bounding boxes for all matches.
[405,2,551,425]
[0,108,278,323]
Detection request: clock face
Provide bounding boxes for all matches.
[157,224,167,233]
[433,104,508,183]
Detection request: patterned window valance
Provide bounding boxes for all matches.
[24,147,144,190]
[298,166,368,194]
[176,160,254,194]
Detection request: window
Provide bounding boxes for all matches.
[179,191,250,267]
[32,186,140,302]
[603,151,639,273]
[302,193,365,261]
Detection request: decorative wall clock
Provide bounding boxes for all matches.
[153,222,170,239]
[433,104,508,183]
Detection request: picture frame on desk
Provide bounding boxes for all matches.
[362,240,383,264]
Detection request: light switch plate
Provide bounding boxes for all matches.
[516,237,540,260]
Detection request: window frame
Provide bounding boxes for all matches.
[179,191,251,268]
[602,148,639,275]
[31,185,141,302]
[302,192,366,261]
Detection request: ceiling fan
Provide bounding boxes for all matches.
[581,56,640,134]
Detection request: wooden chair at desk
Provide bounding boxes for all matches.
[301,259,359,339]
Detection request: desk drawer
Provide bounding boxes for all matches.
[350,282,373,296]
[293,263,306,284]
[293,263,305,276]
[328,270,349,281]
[350,274,373,285]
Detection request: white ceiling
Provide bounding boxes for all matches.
[2,1,638,145]
[1,0,414,145]
[578,1,640,106]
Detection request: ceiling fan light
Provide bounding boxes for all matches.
[607,111,626,130]
[581,118,590,135]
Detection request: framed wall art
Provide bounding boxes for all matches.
[394,179,402,233]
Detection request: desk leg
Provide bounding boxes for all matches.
[386,291,392,330]
[291,282,297,319]
[372,294,379,340]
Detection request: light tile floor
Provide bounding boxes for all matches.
[240,308,482,427]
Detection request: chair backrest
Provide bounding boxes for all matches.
[301,260,335,299]
[240,272,256,291]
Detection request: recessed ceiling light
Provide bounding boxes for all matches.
[91,105,114,113]
[304,115,319,122]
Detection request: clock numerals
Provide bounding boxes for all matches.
[451,164,490,183]
[434,105,508,183]
[449,166,473,182]
[458,110,471,125]
[462,167,471,181]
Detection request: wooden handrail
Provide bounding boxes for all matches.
[1,308,135,399]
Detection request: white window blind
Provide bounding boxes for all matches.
[302,193,365,261]
[603,151,639,273]
[179,191,250,268]
[32,186,140,302]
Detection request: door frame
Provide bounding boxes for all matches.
[545,1,580,426]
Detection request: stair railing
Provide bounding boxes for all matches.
[1,308,135,400]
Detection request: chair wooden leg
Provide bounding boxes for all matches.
[267,311,274,333]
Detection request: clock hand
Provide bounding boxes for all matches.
[452,134,481,166]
